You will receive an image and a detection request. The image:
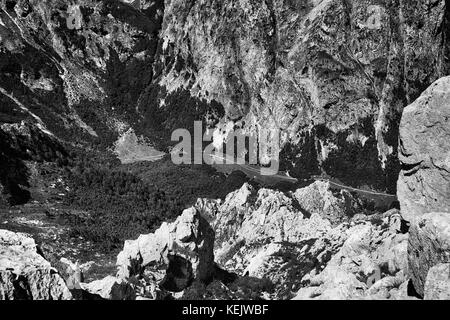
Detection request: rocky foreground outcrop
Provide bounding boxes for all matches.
[295,213,410,300]
[396,77,450,299]
[81,276,135,300]
[59,180,402,300]
[115,207,215,296]
[0,230,72,300]
[398,76,450,222]
[424,263,450,300]
[90,181,415,300]
[205,183,351,298]
[408,213,450,298]
[1,175,449,300]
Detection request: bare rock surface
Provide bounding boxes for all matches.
[81,276,135,300]
[0,229,72,300]
[398,76,450,222]
[1,0,450,302]
[205,182,378,298]
[158,0,450,191]
[116,207,215,292]
[293,181,365,224]
[424,263,450,300]
[408,212,450,297]
[294,217,409,300]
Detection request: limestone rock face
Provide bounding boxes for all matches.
[116,207,215,292]
[158,0,450,191]
[1,0,449,194]
[398,77,450,222]
[295,218,409,300]
[213,182,365,259]
[81,276,135,300]
[293,181,365,224]
[207,182,370,298]
[0,230,72,300]
[424,263,450,300]
[408,213,450,297]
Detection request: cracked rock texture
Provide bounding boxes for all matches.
[197,182,392,299]
[157,0,450,192]
[424,263,450,300]
[81,275,135,300]
[398,76,450,222]
[0,229,72,300]
[407,212,450,298]
[116,207,215,292]
[294,214,409,300]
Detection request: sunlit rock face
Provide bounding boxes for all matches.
[397,77,450,222]
[0,230,72,300]
[156,0,450,192]
[1,0,449,191]
[407,213,450,298]
[116,207,215,292]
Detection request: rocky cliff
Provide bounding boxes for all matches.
[2,0,449,197]
[1,0,450,301]
[158,0,450,192]
[0,230,72,300]
[398,76,450,221]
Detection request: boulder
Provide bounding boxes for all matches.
[294,265,367,300]
[295,220,410,300]
[81,276,135,300]
[293,181,365,225]
[366,272,409,300]
[0,230,72,300]
[116,207,215,292]
[424,263,450,300]
[398,76,450,222]
[408,212,450,297]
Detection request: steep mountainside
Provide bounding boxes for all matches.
[1,1,450,301]
[1,0,449,199]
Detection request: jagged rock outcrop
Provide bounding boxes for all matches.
[293,180,365,224]
[0,230,72,300]
[212,182,364,260]
[424,263,450,300]
[201,182,373,298]
[398,76,450,222]
[0,0,449,301]
[81,276,135,300]
[116,207,215,292]
[295,212,409,300]
[408,212,450,298]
